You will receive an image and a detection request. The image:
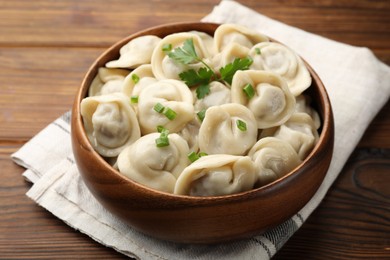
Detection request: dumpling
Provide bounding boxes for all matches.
[117,133,190,193]
[88,67,129,96]
[193,81,231,112]
[261,113,319,160]
[174,154,256,196]
[295,94,321,129]
[183,82,231,153]
[121,64,158,108]
[178,118,201,152]
[198,103,257,155]
[189,30,217,57]
[249,42,311,96]
[231,70,296,129]
[106,35,161,69]
[137,79,194,134]
[214,23,269,52]
[151,32,211,80]
[80,93,141,157]
[212,42,250,72]
[248,137,301,186]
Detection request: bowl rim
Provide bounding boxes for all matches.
[73,21,334,203]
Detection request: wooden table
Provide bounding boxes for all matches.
[1,0,389,258]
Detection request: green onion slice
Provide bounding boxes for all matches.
[187,151,199,162]
[155,125,170,147]
[130,95,138,103]
[131,73,140,84]
[196,109,206,122]
[154,102,165,113]
[156,125,165,133]
[236,119,247,131]
[198,152,208,157]
[243,83,255,99]
[255,47,261,55]
[162,43,172,52]
[188,151,208,163]
[155,136,169,147]
[163,107,177,120]
[161,129,169,137]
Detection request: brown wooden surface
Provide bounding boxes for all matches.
[0,0,389,258]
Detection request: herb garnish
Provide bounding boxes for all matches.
[162,107,177,120]
[236,119,247,132]
[196,109,207,122]
[243,83,255,99]
[219,57,253,85]
[154,103,177,120]
[155,126,170,148]
[162,43,172,53]
[153,102,165,113]
[130,95,139,103]
[187,151,208,163]
[166,38,253,98]
[131,73,140,84]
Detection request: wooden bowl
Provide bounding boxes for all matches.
[71,22,334,244]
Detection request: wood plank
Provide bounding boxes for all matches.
[0,47,103,140]
[359,101,390,148]
[0,146,128,259]
[0,0,219,47]
[275,148,390,259]
[0,0,388,50]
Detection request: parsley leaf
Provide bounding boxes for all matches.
[179,67,213,99]
[198,67,214,81]
[196,84,211,99]
[168,38,199,64]
[166,38,254,99]
[182,38,197,58]
[219,57,253,85]
[179,67,213,87]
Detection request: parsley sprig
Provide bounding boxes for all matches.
[168,39,216,76]
[219,57,253,85]
[166,38,253,98]
[179,68,213,98]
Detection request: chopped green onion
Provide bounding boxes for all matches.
[243,83,255,99]
[163,107,177,120]
[187,151,199,162]
[188,151,208,163]
[154,103,177,120]
[156,125,165,133]
[130,95,139,103]
[236,119,247,131]
[154,102,165,113]
[160,128,170,137]
[255,47,261,55]
[197,109,206,122]
[155,136,169,147]
[162,43,172,52]
[155,126,170,147]
[131,73,140,84]
[198,152,208,157]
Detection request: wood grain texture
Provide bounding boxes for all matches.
[0,146,127,259]
[275,148,390,259]
[0,0,389,258]
[0,47,103,140]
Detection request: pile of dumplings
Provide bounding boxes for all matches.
[80,24,321,197]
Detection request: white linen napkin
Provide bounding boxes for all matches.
[12,1,390,259]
